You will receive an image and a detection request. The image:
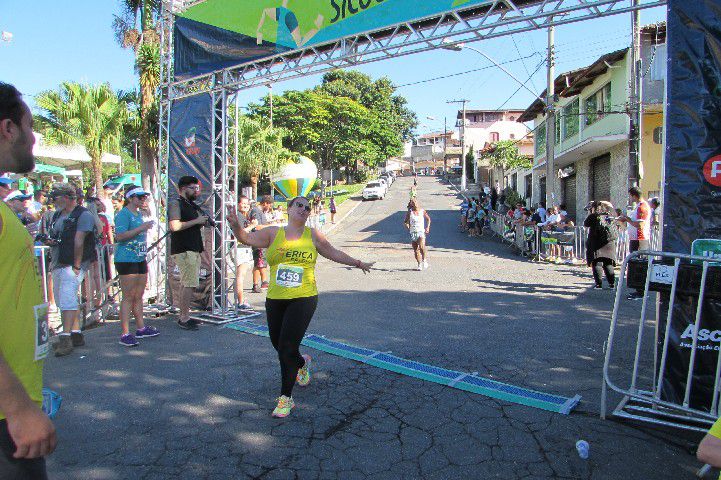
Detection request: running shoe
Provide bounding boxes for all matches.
[71,331,85,347]
[272,395,295,418]
[236,302,253,311]
[593,285,603,290]
[260,281,270,290]
[251,284,261,293]
[136,326,160,338]
[177,319,199,331]
[423,260,429,270]
[417,263,423,271]
[119,334,139,347]
[296,354,312,387]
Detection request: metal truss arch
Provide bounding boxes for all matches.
[166,0,666,98]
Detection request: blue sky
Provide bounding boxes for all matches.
[1,1,665,134]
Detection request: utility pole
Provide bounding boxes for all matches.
[448,99,470,191]
[545,26,556,209]
[628,0,641,188]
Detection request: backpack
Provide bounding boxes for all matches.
[596,214,617,248]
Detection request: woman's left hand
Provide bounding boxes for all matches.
[357,261,374,274]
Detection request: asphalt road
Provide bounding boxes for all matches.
[45,175,704,479]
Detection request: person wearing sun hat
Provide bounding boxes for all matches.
[114,187,158,347]
[0,176,14,201]
[42,182,98,357]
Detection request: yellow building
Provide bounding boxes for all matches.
[640,106,664,200]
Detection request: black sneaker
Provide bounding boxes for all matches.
[593,285,603,290]
[627,292,644,300]
[178,319,199,331]
[71,332,85,347]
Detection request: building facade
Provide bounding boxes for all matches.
[454,110,530,186]
[518,28,666,223]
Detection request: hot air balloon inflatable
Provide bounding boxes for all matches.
[270,155,318,200]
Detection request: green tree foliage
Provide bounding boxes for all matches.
[484,140,532,171]
[465,145,475,181]
[35,82,130,196]
[230,115,292,200]
[250,70,417,179]
[113,0,161,192]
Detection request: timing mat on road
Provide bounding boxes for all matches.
[225,320,581,415]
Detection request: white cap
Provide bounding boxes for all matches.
[5,190,31,202]
[125,187,150,199]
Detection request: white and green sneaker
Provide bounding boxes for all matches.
[296,354,312,387]
[272,395,295,418]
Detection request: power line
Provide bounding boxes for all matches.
[393,52,542,89]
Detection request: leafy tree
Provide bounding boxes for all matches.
[230,115,291,200]
[113,0,161,192]
[465,145,475,181]
[484,140,532,171]
[250,90,380,180]
[35,82,130,196]
[250,70,417,179]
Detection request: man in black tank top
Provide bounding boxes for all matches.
[168,176,208,330]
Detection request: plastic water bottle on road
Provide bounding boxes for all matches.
[575,440,589,459]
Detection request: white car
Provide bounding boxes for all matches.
[376,177,389,192]
[363,181,385,200]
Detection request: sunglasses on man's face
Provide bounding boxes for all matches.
[296,203,311,212]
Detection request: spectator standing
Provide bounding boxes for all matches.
[490,185,498,211]
[114,188,158,347]
[329,196,337,224]
[584,201,617,290]
[44,183,97,356]
[249,195,274,293]
[234,195,257,311]
[619,186,651,300]
[17,175,33,195]
[5,190,34,227]
[0,82,56,477]
[537,202,547,223]
[0,176,14,200]
[168,176,208,330]
[27,190,46,221]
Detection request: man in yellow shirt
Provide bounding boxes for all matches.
[698,417,721,478]
[0,82,56,478]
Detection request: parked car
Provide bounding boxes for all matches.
[380,173,393,186]
[363,181,385,200]
[376,177,389,192]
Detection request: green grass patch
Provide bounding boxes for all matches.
[327,183,365,207]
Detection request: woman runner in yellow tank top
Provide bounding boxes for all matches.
[228,195,373,418]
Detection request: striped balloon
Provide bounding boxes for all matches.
[270,156,318,200]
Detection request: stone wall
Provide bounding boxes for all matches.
[610,142,631,211]
[574,158,591,224]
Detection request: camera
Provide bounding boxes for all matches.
[35,233,60,245]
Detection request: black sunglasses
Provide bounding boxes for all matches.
[296,203,311,212]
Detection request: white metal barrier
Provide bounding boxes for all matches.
[602,250,721,432]
[536,226,585,265]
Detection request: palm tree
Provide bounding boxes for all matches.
[232,116,291,200]
[35,82,130,196]
[113,0,160,191]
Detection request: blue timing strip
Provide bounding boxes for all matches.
[225,320,580,415]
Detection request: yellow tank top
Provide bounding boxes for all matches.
[267,226,318,299]
[0,202,46,419]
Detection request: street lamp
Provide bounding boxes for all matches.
[440,40,542,100]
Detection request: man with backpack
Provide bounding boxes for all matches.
[41,183,97,356]
[584,201,618,289]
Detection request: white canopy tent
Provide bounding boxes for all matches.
[32,132,121,169]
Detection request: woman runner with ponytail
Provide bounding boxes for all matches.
[228,196,373,418]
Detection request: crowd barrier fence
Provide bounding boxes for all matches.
[601,250,721,432]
